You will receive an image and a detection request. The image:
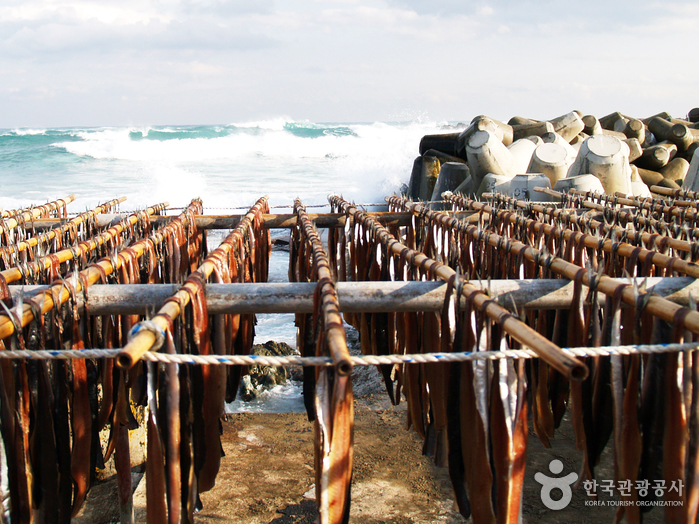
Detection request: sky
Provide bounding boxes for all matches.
[0,0,697,128]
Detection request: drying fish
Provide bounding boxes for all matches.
[293,199,353,524]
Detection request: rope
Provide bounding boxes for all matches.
[164,200,448,212]
[3,342,698,365]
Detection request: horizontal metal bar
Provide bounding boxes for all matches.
[29,210,477,230]
[9,277,698,315]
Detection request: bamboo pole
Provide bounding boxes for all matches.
[0,194,77,238]
[452,191,699,279]
[0,194,76,219]
[0,196,126,260]
[116,197,269,370]
[41,277,698,315]
[30,211,477,230]
[650,184,699,204]
[0,201,177,341]
[436,194,699,336]
[563,187,698,221]
[331,195,589,381]
[0,202,168,285]
[612,190,697,210]
[294,199,352,375]
[493,188,698,254]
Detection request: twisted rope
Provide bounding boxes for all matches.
[2,342,698,365]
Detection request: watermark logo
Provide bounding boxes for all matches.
[535,459,578,510]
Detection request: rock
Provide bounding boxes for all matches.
[239,340,298,401]
[567,134,632,195]
[240,375,258,401]
[272,235,291,252]
[430,163,470,209]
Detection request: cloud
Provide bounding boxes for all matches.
[0,0,698,127]
[0,12,278,57]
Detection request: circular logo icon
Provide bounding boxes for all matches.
[534,459,578,510]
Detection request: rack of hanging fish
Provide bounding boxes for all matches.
[347,188,699,524]
[1,190,699,524]
[0,193,273,524]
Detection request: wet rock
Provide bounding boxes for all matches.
[239,341,299,401]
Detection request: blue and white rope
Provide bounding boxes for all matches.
[0,342,696,366]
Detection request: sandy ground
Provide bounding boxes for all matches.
[76,362,667,524]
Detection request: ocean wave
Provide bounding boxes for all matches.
[7,128,48,136]
[0,119,448,210]
[56,120,440,162]
[229,117,292,131]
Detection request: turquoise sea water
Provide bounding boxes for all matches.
[0,119,457,211]
[0,120,459,389]
[1,119,458,409]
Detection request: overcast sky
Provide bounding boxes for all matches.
[1,0,697,128]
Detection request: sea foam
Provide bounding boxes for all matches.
[0,119,449,211]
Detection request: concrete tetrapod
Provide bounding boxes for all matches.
[430,162,470,209]
[466,129,516,188]
[527,142,574,187]
[567,134,632,195]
